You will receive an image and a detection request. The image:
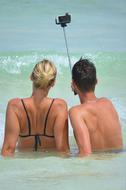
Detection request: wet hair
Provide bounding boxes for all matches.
[31,59,57,89]
[72,58,97,92]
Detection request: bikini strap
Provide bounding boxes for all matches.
[21,99,31,135]
[34,134,41,151]
[44,99,55,135]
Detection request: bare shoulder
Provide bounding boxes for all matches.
[7,98,22,112]
[98,97,114,107]
[69,104,84,117]
[69,105,80,112]
[53,98,68,109]
[50,98,68,119]
[8,98,21,106]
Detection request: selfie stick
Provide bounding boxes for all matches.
[55,13,72,72]
[55,13,77,95]
[62,27,72,71]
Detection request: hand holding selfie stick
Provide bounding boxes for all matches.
[55,13,72,72]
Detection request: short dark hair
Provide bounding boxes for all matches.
[72,58,97,92]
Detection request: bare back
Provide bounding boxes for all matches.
[1,97,69,156]
[18,97,57,150]
[70,98,123,155]
[83,98,122,150]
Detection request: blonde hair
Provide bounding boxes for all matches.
[31,59,57,89]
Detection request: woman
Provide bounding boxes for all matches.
[1,59,69,156]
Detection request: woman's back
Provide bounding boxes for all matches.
[18,97,56,150]
[1,59,69,156]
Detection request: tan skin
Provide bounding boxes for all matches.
[1,83,69,156]
[69,80,123,156]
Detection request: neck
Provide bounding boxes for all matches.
[78,91,97,104]
[31,85,49,105]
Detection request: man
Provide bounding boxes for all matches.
[69,58,123,156]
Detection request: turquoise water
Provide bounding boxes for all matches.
[0,152,126,190]
[0,0,126,190]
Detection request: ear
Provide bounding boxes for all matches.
[71,80,78,94]
[72,80,78,89]
[71,79,76,89]
[71,80,74,91]
[72,79,76,86]
[50,80,55,87]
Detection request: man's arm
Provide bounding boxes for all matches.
[54,100,69,152]
[69,107,92,156]
[1,100,20,156]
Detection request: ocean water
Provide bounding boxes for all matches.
[0,0,126,190]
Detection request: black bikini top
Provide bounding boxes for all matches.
[19,98,55,151]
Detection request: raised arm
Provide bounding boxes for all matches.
[1,100,20,156]
[54,100,69,153]
[69,107,92,156]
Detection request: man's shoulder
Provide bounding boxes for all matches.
[69,104,87,116]
[98,97,113,107]
[69,97,114,115]
[98,97,110,102]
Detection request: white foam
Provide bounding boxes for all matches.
[0,52,102,74]
[0,53,78,74]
